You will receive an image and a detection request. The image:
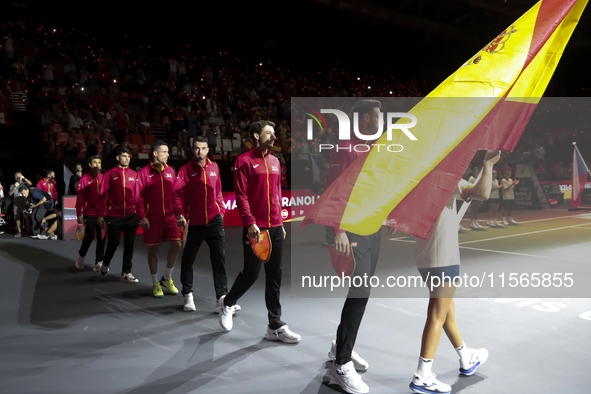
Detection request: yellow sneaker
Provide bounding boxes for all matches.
[152,282,164,298]
[159,276,179,295]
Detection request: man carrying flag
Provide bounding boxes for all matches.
[75,155,105,271]
[571,142,590,209]
[218,120,300,344]
[137,141,183,298]
[99,146,140,283]
[174,136,238,313]
[325,100,384,394]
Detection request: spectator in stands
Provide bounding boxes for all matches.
[64,136,79,158]
[207,123,218,156]
[294,135,310,161]
[10,82,28,126]
[171,141,187,159]
[552,161,565,180]
[63,103,83,133]
[535,162,546,181]
[82,111,97,133]
[185,109,199,147]
[113,104,129,144]
[103,129,114,157]
[3,33,15,60]
[68,163,83,195]
[87,138,99,158]
[565,163,573,180]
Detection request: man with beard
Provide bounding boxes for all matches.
[137,141,183,298]
[218,120,300,344]
[325,100,384,394]
[174,136,239,313]
[99,147,140,283]
[75,156,106,271]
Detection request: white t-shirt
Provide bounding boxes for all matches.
[502,178,515,200]
[490,179,500,199]
[415,179,473,269]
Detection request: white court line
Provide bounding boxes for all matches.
[459,222,591,245]
[459,245,566,262]
[460,213,591,225]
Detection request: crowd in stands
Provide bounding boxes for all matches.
[1,21,589,195]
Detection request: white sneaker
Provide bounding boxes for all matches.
[328,361,369,394]
[218,304,235,331]
[488,220,497,227]
[49,234,58,240]
[93,261,103,272]
[31,233,49,239]
[502,220,509,226]
[409,373,451,394]
[121,272,139,283]
[75,254,85,270]
[509,218,519,225]
[264,325,301,343]
[183,292,196,312]
[328,340,369,372]
[459,348,489,376]
[215,295,241,313]
[458,225,467,233]
[494,219,503,226]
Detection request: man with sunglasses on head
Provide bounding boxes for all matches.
[99,146,140,283]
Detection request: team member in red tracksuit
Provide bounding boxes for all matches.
[174,136,239,313]
[137,141,183,298]
[218,120,301,344]
[37,169,58,206]
[99,146,140,283]
[75,155,106,272]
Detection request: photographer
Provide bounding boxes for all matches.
[19,186,52,236]
[9,172,33,237]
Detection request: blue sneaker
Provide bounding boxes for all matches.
[459,348,488,376]
[409,373,451,394]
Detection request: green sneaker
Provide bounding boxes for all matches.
[159,276,179,295]
[152,282,164,298]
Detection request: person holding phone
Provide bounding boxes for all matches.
[218,120,300,344]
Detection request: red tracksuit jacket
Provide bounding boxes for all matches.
[136,163,180,220]
[101,166,138,217]
[233,148,283,228]
[76,171,105,217]
[173,157,225,226]
[37,178,58,202]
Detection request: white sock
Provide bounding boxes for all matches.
[164,267,173,279]
[151,274,158,284]
[455,342,471,361]
[417,357,433,380]
[502,216,506,222]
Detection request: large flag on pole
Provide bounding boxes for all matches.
[302,0,588,239]
[572,143,590,209]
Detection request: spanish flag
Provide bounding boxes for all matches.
[302,0,587,239]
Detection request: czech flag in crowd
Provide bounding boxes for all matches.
[302,0,588,239]
[572,143,590,209]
